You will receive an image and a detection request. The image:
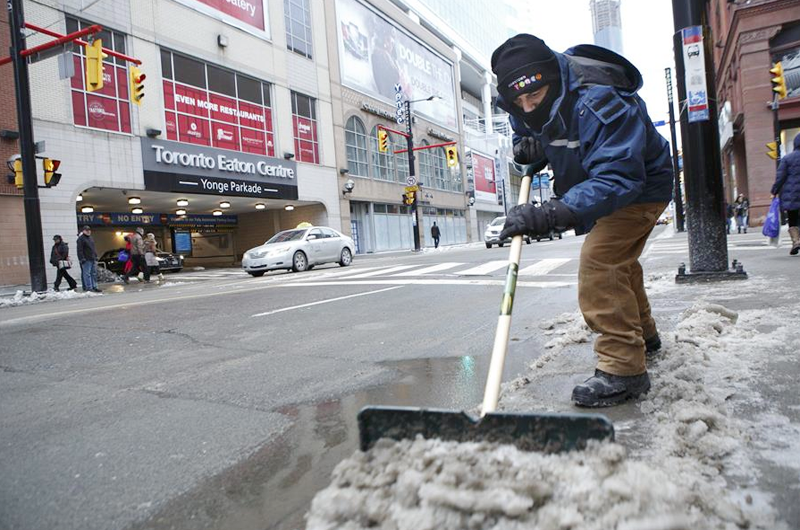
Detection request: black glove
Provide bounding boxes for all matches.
[499,200,578,240]
[513,137,548,173]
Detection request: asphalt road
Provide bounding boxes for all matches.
[0,234,588,530]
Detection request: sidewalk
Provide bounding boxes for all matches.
[306,229,800,529]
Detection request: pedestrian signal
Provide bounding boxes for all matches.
[766,141,780,160]
[129,66,146,105]
[43,158,62,187]
[445,146,458,168]
[86,39,108,92]
[378,129,389,153]
[771,62,787,100]
[7,159,23,189]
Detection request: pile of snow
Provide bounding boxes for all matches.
[538,311,592,352]
[192,266,206,271]
[96,267,119,283]
[306,302,794,529]
[0,289,101,308]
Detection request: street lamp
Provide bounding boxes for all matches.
[404,94,441,251]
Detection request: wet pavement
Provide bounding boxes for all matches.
[130,352,534,530]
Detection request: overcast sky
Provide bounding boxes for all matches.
[504,0,680,144]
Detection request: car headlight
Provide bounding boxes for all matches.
[250,250,268,259]
[179,255,184,260]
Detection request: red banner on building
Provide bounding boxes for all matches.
[192,0,266,31]
[472,152,497,202]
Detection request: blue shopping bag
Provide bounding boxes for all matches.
[762,197,781,238]
[118,250,130,263]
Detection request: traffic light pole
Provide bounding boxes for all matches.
[8,0,47,292]
[672,0,745,282]
[405,100,422,251]
[665,67,685,232]
[771,94,782,169]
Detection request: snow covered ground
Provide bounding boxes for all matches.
[306,279,800,529]
[0,289,102,308]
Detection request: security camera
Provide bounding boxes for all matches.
[468,196,475,206]
[343,179,355,192]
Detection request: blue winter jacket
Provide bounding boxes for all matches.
[772,134,800,211]
[498,45,674,233]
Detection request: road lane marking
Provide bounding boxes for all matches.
[455,261,508,276]
[391,262,463,276]
[250,286,402,318]
[339,265,418,278]
[518,258,571,276]
[283,279,576,288]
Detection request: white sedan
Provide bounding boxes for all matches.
[242,226,355,276]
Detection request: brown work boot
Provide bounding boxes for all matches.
[789,226,800,256]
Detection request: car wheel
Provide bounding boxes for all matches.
[248,271,265,277]
[339,247,353,267]
[292,251,308,272]
[485,242,492,249]
[498,242,504,247]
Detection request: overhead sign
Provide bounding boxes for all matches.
[76,212,238,227]
[682,26,709,123]
[174,0,269,37]
[141,138,298,200]
[335,0,458,131]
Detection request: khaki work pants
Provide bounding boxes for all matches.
[578,202,668,376]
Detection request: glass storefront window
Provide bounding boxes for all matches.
[291,91,319,164]
[370,125,395,181]
[67,17,131,134]
[161,49,275,156]
[345,116,369,177]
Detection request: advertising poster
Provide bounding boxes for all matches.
[335,0,458,131]
[71,54,131,133]
[472,151,497,203]
[174,0,269,37]
[682,26,709,123]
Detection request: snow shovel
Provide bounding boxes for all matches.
[358,165,614,453]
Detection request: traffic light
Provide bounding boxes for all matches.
[7,159,23,189]
[43,158,62,187]
[766,141,780,160]
[378,129,389,153]
[85,39,108,92]
[445,146,458,168]
[402,191,415,205]
[771,62,787,100]
[129,66,146,105]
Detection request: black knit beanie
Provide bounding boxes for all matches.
[491,34,560,104]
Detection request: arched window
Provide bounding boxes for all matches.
[345,116,369,177]
[370,125,395,181]
[432,147,447,190]
[418,140,432,186]
[395,145,409,183]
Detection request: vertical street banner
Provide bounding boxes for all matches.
[471,151,497,202]
[682,26,709,123]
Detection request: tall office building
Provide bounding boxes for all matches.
[590,0,623,55]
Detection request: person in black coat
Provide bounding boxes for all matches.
[76,225,102,293]
[431,222,441,248]
[772,133,800,255]
[50,235,77,291]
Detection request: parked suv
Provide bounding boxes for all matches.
[484,216,531,248]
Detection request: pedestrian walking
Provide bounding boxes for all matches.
[123,227,149,284]
[492,34,673,407]
[724,201,734,235]
[50,235,77,291]
[144,233,164,281]
[772,134,800,255]
[734,193,749,233]
[122,235,133,276]
[431,222,441,249]
[76,225,102,293]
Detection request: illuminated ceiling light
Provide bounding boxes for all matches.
[212,209,223,216]
[255,203,266,210]
[76,194,83,202]
[115,231,123,237]
[176,198,189,207]
[131,207,144,214]
[128,197,142,205]
[175,209,187,216]
[219,201,231,209]
[284,204,295,211]
[80,205,94,213]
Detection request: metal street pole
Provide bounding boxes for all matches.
[8,0,48,292]
[672,0,745,282]
[405,100,421,251]
[665,67,685,232]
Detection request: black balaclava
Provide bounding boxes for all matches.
[491,34,562,131]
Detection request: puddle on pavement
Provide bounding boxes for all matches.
[131,352,532,530]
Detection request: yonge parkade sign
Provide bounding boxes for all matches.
[142,138,298,200]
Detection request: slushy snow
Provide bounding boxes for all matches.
[306,300,794,529]
[0,289,101,308]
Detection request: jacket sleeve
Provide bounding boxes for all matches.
[76,237,86,262]
[772,158,788,196]
[560,89,647,228]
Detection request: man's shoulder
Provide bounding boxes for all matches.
[575,85,631,125]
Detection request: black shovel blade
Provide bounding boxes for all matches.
[358,406,614,453]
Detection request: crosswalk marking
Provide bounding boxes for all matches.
[339,265,419,279]
[518,258,571,276]
[455,260,509,276]
[391,262,463,276]
[303,266,385,279]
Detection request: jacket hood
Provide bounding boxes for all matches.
[794,134,800,150]
[497,44,643,133]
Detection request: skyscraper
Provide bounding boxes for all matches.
[590,0,624,55]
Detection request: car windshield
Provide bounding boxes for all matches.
[266,229,307,244]
[490,217,506,226]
